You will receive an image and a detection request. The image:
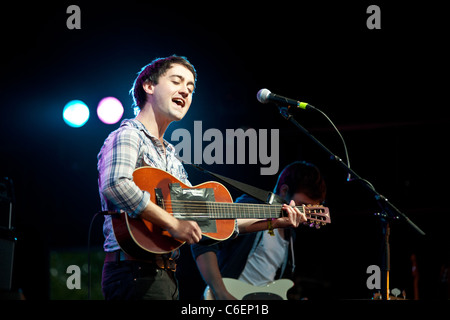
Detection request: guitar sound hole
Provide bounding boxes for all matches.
[242,293,283,300]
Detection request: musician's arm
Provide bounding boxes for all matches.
[98,129,201,244]
[138,199,202,245]
[237,219,270,233]
[237,200,306,233]
[236,219,288,233]
[195,252,237,300]
[98,128,150,218]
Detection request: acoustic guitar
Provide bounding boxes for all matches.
[111,167,331,257]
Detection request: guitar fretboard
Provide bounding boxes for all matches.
[164,200,303,219]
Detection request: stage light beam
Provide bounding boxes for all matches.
[97,97,124,124]
[63,100,90,128]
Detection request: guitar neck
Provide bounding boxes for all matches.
[207,202,292,219]
[168,201,300,219]
[166,200,330,225]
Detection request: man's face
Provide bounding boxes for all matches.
[148,64,195,122]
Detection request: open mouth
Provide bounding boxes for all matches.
[172,98,185,107]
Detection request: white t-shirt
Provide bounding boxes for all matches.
[238,229,289,286]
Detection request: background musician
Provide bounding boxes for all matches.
[192,161,327,300]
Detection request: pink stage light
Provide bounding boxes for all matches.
[97,97,124,124]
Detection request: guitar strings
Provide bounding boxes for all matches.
[161,200,299,212]
[159,200,328,222]
[161,200,283,219]
[162,199,305,210]
[161,200,321,213]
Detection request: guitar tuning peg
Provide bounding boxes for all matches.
[315,224,321,229]
[309,223,315,228]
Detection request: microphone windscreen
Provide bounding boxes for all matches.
[256,88,271,103]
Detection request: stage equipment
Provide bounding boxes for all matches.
[0,177,16,291]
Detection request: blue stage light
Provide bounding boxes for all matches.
[63,100,90,128]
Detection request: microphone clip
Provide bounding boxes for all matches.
[278,106,293,121]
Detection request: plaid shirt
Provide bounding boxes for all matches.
[97,118,190,252]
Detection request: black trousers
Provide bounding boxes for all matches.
[102,260,179,300]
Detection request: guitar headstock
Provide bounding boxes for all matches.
[302,205,331,229]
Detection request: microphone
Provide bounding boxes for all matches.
[256,88,315,110]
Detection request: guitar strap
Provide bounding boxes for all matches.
[183,162,287,205]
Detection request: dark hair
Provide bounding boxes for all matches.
[130,55,197,110]
[274,161,327,202]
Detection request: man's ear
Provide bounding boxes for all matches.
[279,184,289,200]
[142,81,155,95]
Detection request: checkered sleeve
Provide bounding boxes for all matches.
[98,127,149,218]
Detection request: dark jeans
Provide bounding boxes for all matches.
[102,260,179,300]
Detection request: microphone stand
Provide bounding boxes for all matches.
[277,106,425,300]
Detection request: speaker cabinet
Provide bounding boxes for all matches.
[0,234,15,291]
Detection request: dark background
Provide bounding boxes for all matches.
[0,1,448,300]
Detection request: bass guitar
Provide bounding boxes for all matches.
[111,167,331,257]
